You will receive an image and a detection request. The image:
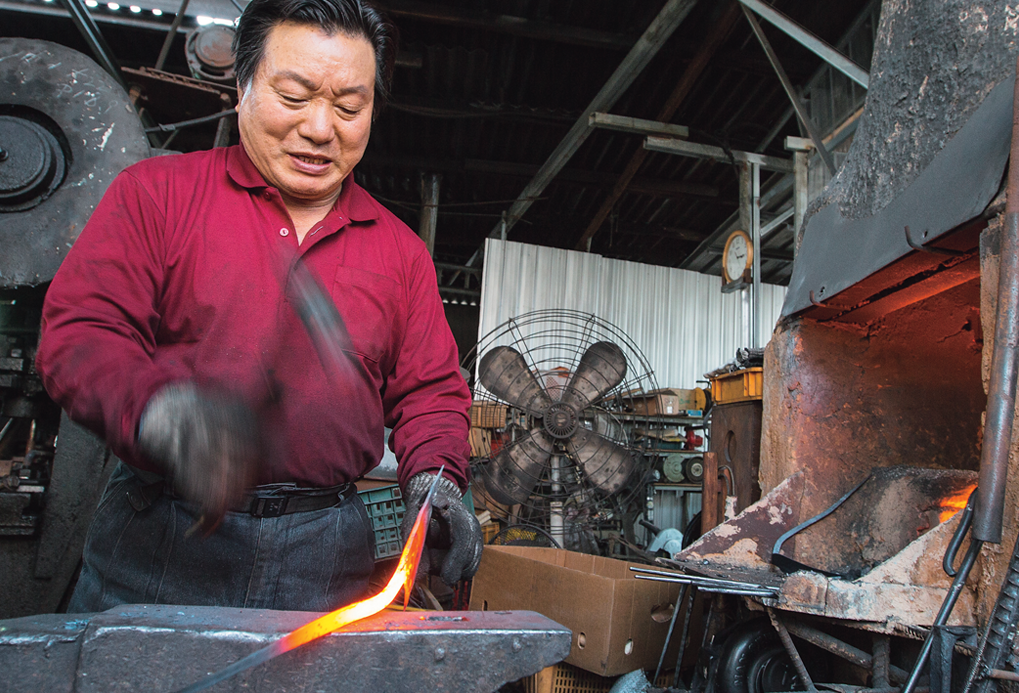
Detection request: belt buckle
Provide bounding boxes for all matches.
[252,496,288,518]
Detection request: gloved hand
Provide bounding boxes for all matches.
[400,472,484,586]
[137,382,258,525]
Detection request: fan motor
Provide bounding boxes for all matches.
[543,402,578,439]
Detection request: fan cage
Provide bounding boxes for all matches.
[463,309,669,548]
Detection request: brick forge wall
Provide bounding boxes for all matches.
[760,280,985,570]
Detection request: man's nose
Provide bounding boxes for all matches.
[298,101,335,144]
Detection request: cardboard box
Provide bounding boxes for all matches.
[630,388,706,416]
[469,545,681,677]
[470,402,508,428]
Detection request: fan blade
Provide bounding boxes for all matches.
[560,341,627,411]
[478,346,552,417]
[567,428,636,495]
[484,428,554,506]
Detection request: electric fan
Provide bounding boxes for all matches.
[464,309,664,553]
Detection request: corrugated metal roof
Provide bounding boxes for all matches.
[480,239,785,389]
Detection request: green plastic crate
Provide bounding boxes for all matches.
[359,484,406,560]
[358,484,477,560]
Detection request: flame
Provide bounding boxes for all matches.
[938,484,976,524]
[276,492,431,651]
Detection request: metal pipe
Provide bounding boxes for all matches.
[155,0,191,72]
[900,538,983,693]
[58,0,129,92]
[973,57,1019,543]
[751,162,761,348]
[988,669,1019,682]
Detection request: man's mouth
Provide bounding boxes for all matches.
[293,154,331,165]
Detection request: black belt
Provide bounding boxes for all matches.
[127,480,356,518]
[235,482,356,518]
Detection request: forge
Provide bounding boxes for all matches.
[670,0,1019,650]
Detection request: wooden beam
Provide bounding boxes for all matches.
[574,1,743,251]
[588,112,690,139]
[644,136,794,172]
[474,0,700,263]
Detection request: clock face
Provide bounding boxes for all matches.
[725,233,749,282]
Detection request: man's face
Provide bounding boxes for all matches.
[237,22,375,209]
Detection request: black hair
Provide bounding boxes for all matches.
[233,0,395,115]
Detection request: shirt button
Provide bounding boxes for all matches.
[279,228,290,237]
[264,192,272,200]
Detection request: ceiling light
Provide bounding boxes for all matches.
[85,0,98,5]
[107,2,119,9]
[151,7,162,14]
[129,5,141,11]
[196,14,213,25]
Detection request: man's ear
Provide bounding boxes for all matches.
[236,81,245,111]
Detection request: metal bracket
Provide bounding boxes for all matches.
[905,226,967,256]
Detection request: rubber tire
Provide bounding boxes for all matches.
[708,618,803,693]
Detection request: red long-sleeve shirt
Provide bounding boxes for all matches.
[36,145,471,491]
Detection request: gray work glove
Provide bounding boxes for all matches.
[400,472,484,586]
[138,382,258,526]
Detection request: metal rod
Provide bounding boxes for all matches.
[145,109,237,134]
[988,669,1019,682]
[155,0,191,72]
[900,539,984,693]
[673,584,696,688]
[737,0,869,88]
[973,56,1019,543]
[629,566,767,588]
[873,634,891,689]
[767,607,817,692]
[653,584,687,685]
[783,620,909,683]
[58,0,129,92]
[741,4,837,175]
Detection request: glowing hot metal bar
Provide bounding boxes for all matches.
[175,469,445,693]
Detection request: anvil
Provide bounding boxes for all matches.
[0,605,571,692]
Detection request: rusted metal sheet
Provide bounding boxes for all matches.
[677,470,803,571]
[0,606,571,693]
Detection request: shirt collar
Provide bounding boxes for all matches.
[227,144,378,223]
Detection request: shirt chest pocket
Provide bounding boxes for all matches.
[330,266,402,363]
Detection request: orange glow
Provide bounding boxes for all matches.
[275,494,431,653]
[938,484,976,523]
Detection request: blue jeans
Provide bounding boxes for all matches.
[68,463,375,613]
